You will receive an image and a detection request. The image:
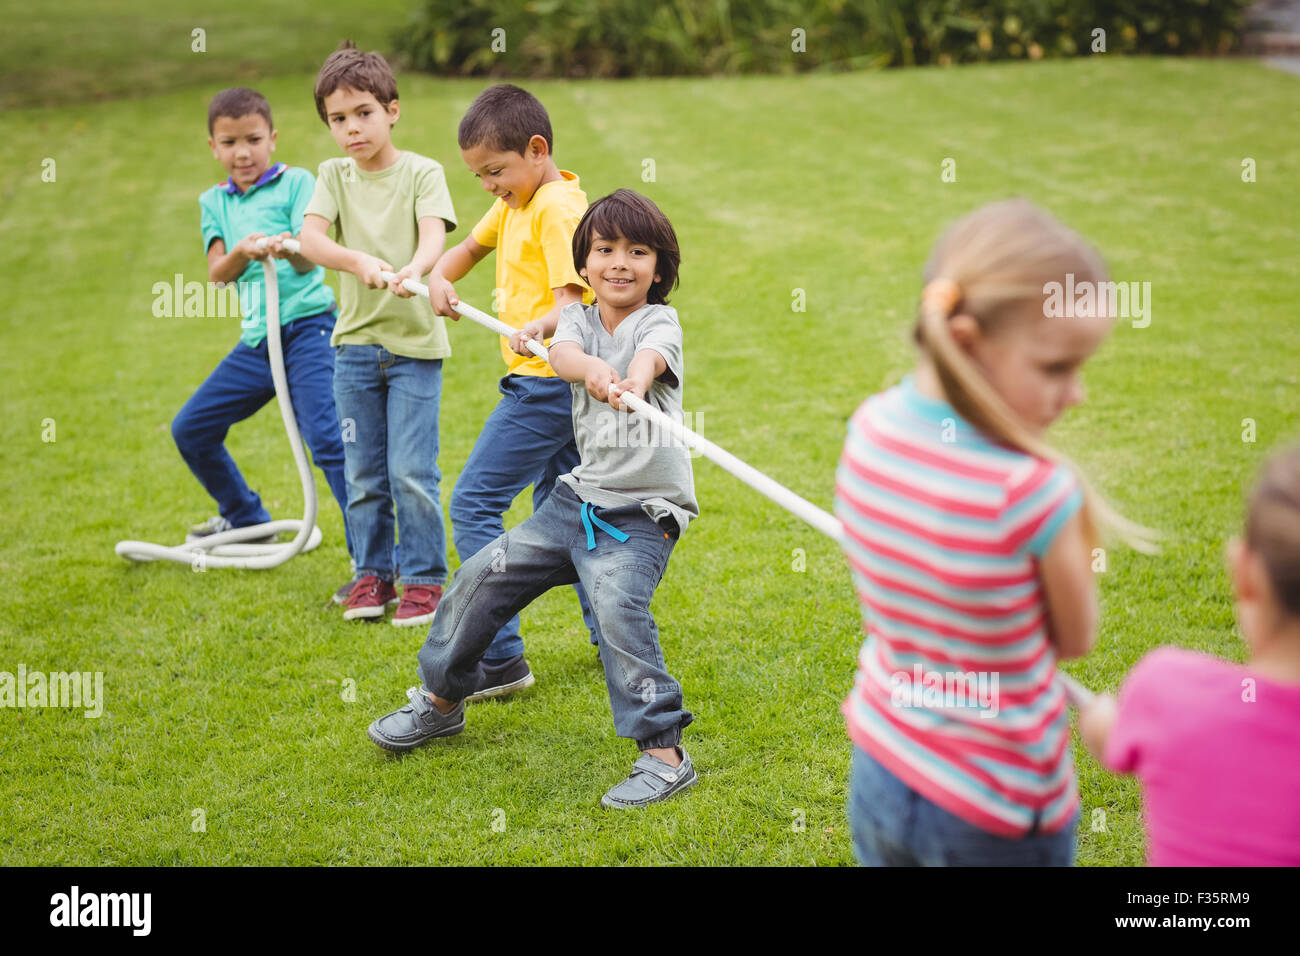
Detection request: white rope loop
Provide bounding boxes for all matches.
[115,236,322,568]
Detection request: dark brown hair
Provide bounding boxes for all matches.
[458,84,552,155]
[1246,443,1300,617]
[313,40,398,124]
[207,88,272,135]
[572,190,680,306]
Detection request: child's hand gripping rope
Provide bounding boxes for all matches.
[378,269,1100,706]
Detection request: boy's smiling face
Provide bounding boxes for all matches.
[581,232,659,324]
[208,114,276,191]
[461,137,549,209]
[322,86,399,169]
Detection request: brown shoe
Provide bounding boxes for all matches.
[392,585,442,627]
[342,575,398,621]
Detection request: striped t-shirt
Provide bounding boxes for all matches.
[835,374,1083,837]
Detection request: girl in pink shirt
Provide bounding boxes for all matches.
[1080,444,1300,866]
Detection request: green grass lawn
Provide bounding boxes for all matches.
[1,53,1298,865]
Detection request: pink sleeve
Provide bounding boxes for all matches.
[1102,651,1170,774]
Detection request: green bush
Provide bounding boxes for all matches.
[391,0,1253,77]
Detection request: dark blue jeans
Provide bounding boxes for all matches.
[449,374,597,660]
[171,311,352,556]
[848,746,1078,866]
[419,481,692,750]
[332,344,448,587]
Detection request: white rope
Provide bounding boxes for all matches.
[115,237,322,568]
[385,272,1097,706]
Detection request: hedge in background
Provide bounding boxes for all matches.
[391,0,1253,77]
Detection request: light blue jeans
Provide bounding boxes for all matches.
[419,481,691,750]
[332,344,447,587]
[449,374,597,660]
[848,746,1077,866]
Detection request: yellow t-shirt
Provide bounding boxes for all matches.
[470,170,593,377]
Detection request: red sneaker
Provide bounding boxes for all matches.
[392,585,442,627]
[342,575,398,621]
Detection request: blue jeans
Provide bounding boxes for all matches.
[419,481,692,750]
[449,374,597,660]
[171,311,352,557]
[332,344,447,587]
[848,746,1077,866]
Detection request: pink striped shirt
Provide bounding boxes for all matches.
[836,376,1083,837]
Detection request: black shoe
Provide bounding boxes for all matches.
[465,654,535,703]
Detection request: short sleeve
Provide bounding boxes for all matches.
[287,168,315,234]
[199,191,224,252]
[303,161,339,225]
[631,306,684,389]
[1004,460,1083,557]
[414,161,457,232]
[536,201,585,292]
[471,202,502,249]
[550,301,589,349]
[1102,650,1169,775]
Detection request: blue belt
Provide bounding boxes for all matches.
[580,501,630,551]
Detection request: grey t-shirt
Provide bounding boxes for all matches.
[551,301,699,532]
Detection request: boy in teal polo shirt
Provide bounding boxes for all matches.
[173,87,353,569]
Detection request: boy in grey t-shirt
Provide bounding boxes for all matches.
[369,190,698,809]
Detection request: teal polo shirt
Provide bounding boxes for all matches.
[198,163,337,348]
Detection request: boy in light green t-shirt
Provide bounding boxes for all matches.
[299,41,456,627]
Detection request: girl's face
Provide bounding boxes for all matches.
[581,232,659,322]
[959,305,1113,436]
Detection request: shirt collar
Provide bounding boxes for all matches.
[223,162,287,196]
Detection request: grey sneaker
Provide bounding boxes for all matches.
[186,515,276,544]
[464,654,535,703]
[367,687,465,752]
[601,747,697,810]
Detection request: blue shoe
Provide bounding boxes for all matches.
[367,687,465,752]
[601,748,697,810]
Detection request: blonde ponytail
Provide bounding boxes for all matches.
[914,202,1159,554]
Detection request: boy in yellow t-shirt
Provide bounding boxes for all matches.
[425,85,596,701]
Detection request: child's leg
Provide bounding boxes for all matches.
[171,341,275,527]
[281,312,353,559]
[571,498,693,751]
[416,487,581,703]
[534,431,600,645]
[449,375,591,661]
[383,354,446,590]
[331,345,396,580]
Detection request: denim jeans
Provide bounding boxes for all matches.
[419,481,692,750]
[332,344,447,587]
[171,311,353,557]
[449,374,597,660]
[848,746,1078,866]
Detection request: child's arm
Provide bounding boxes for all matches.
[426,237,492,318]
[507,284,587,350]
[387,216,448,299]
[1077,692,1119,762]
[298,214,393,289]
[1038,510,1098,659]
[608,349,668,411]
[207,234,277,284]
[547,341,620,401]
